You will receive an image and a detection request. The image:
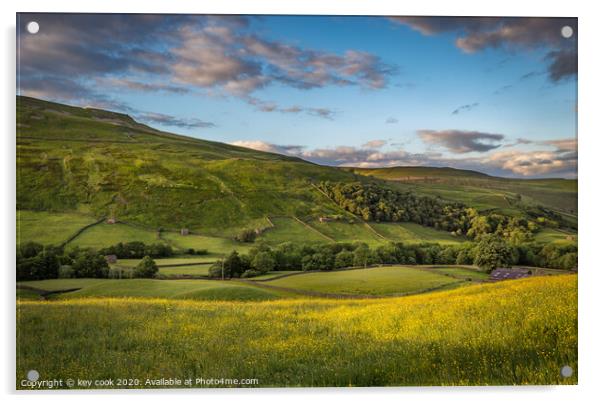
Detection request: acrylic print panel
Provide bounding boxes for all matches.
[16,13,577,389]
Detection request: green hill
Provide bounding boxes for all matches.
[16,96,577,250]
[17,96,357,236]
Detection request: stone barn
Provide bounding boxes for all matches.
[180,228,189,236]
[104,254,118,264]
[106,217,116,224]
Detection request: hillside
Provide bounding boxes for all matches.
[17,96,359,235]
[17,96,577,249]
[347,165,577,222]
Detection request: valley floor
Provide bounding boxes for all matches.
[16,275,577,388]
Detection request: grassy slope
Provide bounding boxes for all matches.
[17,96,353,234]
[16,275,577,386]
[372,222,464,245]
[347,166,577,219]
[16,210,98,245]
[268,266,461,296]
[16,96,577,249]
[21,278,290,301]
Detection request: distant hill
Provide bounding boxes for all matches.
[343,166,491,180]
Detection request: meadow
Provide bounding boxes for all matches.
[16,275,577,387]
[267,266,463,296]
[16,210,98,245]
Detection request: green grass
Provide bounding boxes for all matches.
[310,220,384,245]
[258,217,331,245]
[247,271,302,280]
[20,279,289,301]
[18,278,109,291]
[372,222,463,245]
[117,256,218,268]
[16,275,577,387]
[17,210,98,245]
[158,265,211,277]
[69,223,162,249]
[269,266,461,296]
[430,267,490,281]
[161,232,251,255]
[534,228,577,244]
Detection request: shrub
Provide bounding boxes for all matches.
[133,256,159,278]
[241,269,261,278]
[58,265,74,279]
[72,250,109,278]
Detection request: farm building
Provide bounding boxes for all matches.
[318,217,333,223]
[104,254,118,264]
[489,268,532,281]
[106,217,116,224]
[180,228,189,236]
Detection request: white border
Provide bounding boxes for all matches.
[2,1,601,402]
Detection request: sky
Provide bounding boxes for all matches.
[17,14,577,178]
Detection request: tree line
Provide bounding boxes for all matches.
[210,236,577,279]
[317,181,561,242]
[17,242,161,281]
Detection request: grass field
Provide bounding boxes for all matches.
[161,232,252,255]
[69,223,162,249]
[17,210,98,245]
[268,266,462,296]
[310,220,384,245]
[371,222,464,245]
[117,257,218,268]
[158,265,212,277]
[20,279,290,301]
[258,217,331,244]
[248,271,302,280]
[16,275,577,387]
[534,228,577,244]
[430,267,490,281]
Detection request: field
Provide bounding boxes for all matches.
[16,210,98,245]
[16,275,577,387]
[161,232,252,255]
[371,222,464,245]
[309,220,384,245]
[69,223,162,249]
[268,266,463,296]
[158,264,212,277]
[258,217,331,244]
[21,279,290,301]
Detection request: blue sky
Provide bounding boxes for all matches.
[17,14,577,177]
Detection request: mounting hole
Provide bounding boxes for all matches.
[27,369,40,381]
[26,21,39,34]
[560,365,573,378]
[561,26,573,39]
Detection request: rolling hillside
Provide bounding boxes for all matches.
[17,96,357,236]
[17,96,577,250]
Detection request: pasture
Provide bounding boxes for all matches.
[258,217,331,244]
[22,279,290,301]
[16,275,577,387]
[268,266,462,296]
[69,223,162,249]
[371,222,463,245]
[16,210,98,245]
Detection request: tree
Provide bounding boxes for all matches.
[134,256,159,278]
[334,250,354,269]
[72,250,109,278]
[353,244,370,268]
[252,251,276,273]
[209,251,246,278]
[473,234,515,273]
